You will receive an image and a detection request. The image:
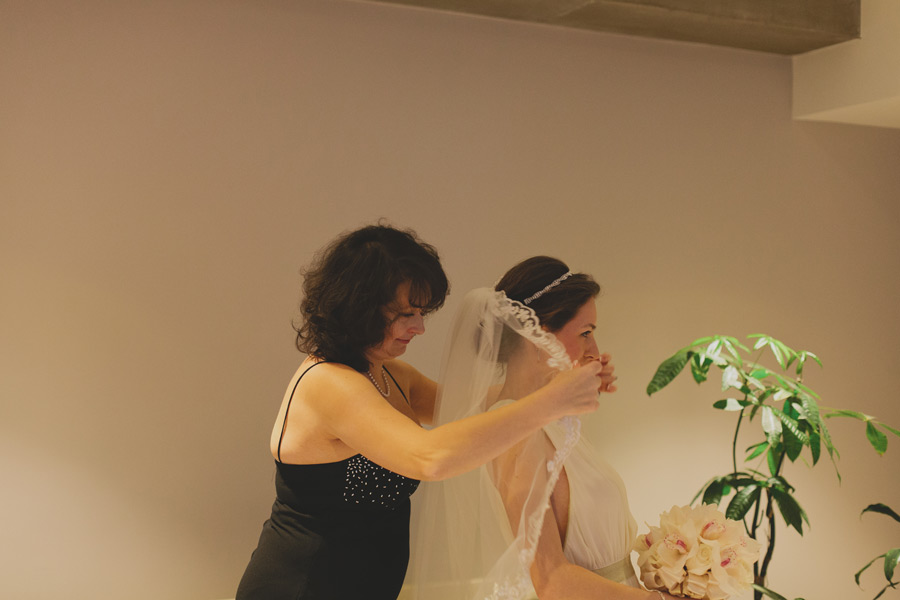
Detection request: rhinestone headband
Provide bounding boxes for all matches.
[522,271,573,305]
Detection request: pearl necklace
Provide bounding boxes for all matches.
[367,366,390,398]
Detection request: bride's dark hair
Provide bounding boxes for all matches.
[495,256,600,332]
[493,256,599,363]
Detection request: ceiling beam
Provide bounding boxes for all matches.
[363,0,860,55]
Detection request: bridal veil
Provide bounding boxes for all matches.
[405,287,583,600]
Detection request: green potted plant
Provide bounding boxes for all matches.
[646,334,898,600]
[855,503,899,599]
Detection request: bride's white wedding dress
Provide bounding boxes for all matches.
[543,417,640,587]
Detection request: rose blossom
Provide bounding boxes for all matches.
[682,571,710,599]
[685,541,716,575]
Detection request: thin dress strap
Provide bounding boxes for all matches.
[276,361,329,463]
[383,366,409,406]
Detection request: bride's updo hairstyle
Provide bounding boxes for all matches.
[295,223,449,373]
[494,256,600,360]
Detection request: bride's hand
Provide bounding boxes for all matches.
[596,352,617,393]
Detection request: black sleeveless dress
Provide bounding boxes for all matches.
[236,364,420,600]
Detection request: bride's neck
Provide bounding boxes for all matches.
[497,347,553,400]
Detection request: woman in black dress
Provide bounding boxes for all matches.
[236,224,614,599]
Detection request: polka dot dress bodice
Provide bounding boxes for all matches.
[343,454,420,508]
[272,454,419,513]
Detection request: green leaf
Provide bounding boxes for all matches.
[726,336,750,353]
[750,367,770,379]
[776,404,806,436]
[722,475,760,488]
[825,409,868,420]
[862,504,900,524]
[874,586,893,600]
[784,399,801,420]
[879,421,900,439]
[767,474,796,494]
[867,421,889,455]
[767,444,781,476]
[771,371,789,385]
[799,396,822,429]
[770,405,810,453]
[795,381,821,399]
[783,419,805,462]
[774,339,796,365]
[796,350,823,377]
[702,478,727,506]
[808,429,821,465]
[770,342,786,368]
[786,353,797,371]
[722,338,744,364]
[802,350,823,368]
[761,406,782,436]
[751,583,790,600]
[756,388,776,404]
[821,420,842,482]
[884,548,900,581]
[748,403,761,422]
[746,441,769,461]
[691,479,713,505]
[690,336,715,347]
[856,554,883,585]
[726,484,761,520]
[713,398,748,411]
[749,334,768,350]
[690,354,709,384]
[771,487,808,534]
[646,349,692,396]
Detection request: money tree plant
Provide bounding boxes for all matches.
[855,503,899,600]
[646,334,899,600]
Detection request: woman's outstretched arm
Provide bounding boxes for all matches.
[296,360,604,481]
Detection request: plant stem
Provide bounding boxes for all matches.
[759,489,778,587]
[732,409,743,476]
[750,490,762,541]
[733,408,755,537]
[757,450,786,594]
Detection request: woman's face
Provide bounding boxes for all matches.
[367,280,427,363]
[553,299,600,364]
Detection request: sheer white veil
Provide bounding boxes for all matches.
[406,287,582,600]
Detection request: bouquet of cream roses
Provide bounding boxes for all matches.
[633,504,761,600]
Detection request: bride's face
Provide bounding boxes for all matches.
[553,300,599,364]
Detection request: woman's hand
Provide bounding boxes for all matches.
[543,360,605,418]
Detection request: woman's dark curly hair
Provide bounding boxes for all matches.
[494,256,600,360]
[295,224,449,372]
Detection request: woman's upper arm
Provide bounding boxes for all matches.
[308,364,436,478]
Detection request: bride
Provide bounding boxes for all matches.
[407,256,675,600]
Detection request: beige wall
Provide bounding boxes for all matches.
[2,1,899,599]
